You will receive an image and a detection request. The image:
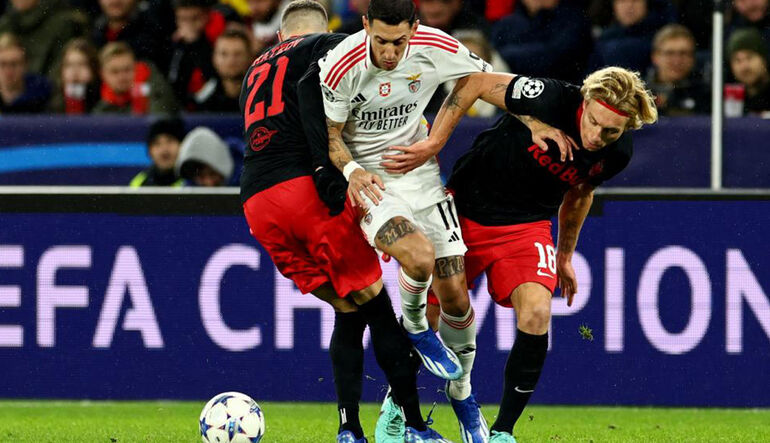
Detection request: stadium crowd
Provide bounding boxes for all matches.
[0,0,768,118]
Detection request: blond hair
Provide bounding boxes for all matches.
[653,24,695,52]
[580,66,658,130]
[99,41,134,66]
[0,32,25,55]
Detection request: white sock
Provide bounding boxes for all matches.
[439,307,477,400]
[398,267,431,334]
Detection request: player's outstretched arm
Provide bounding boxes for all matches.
[555,183,595,307]
[381,72,514,174]
[327,118,385,208]
[382,72,577,174]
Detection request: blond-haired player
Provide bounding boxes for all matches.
[386,66,658,442]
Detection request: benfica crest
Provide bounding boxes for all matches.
[407,73,422,93]
[379,82,391,97]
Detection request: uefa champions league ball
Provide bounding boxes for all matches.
[199,392,265,443]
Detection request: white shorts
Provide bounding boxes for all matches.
[359,188,467,259]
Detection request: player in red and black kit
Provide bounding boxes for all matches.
[239,2,431,441]
[384,67,658,442]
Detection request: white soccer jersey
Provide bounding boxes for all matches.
[319,25,490,208]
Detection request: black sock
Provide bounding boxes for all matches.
[358,288,427,431]
[330,311,366,438]
[491,329,548,434]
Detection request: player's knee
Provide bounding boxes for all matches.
[518,304,551,335]
[437,290,470,316]
[401,241,435,281]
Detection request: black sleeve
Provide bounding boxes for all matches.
[311,33,348,62]
[504,76,577,123]
[297,60,329,169]
[587,135,633,187]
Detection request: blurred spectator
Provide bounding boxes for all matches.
[336,0,367,35]
[49,38,101,114]
[176,126,234,186]
[247,0,285,53]
[0,32,50,113]
[465,0,515,22]
[728,27,770,115]
[418,0,489,35]
[671,0,712,49]
[427,29,510,116]
[730,0,770,56]
[0,0,87,77]
[130,117,186,187]
[193,26,251,113]
[92,0,171,72]
[647,24,710,115]
[491,0,593,82]
[591,0,674,73]
[93,41,178,114]
[168,0,222,108]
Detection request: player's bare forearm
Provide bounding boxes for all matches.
[429,73,516,151]
[556,183,594,261]
[326,118,354,172]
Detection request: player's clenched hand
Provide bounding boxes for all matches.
[530,120,579,162]
[348,168,385,209]
[556,256,577,307]
[381,138,440,174]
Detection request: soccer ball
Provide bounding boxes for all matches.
[199,392,265,443]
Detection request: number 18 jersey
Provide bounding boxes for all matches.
[240,33,346,203]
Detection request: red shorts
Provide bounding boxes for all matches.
[243,176,381,297]
[428,216,556,308]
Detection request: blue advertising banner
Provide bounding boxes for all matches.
[0,115,768,188]
[0,192,768,407]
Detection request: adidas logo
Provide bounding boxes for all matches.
[351,93,367,104]
[448,231,460,243]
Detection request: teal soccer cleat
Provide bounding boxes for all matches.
[374,393,405,443]
[488,430,517,442]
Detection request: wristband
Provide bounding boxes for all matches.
[342,161,362,181]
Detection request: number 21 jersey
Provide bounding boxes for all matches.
[240,33,346,203]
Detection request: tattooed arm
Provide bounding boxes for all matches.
[556,182,595,307]
[382,72,577,173]
[327,118,385,208]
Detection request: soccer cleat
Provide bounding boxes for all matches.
[488,430,517,442]
[375,392,405,443]
[336,430,368,443]
[446,382,489,443]
[404,426,452,443]
[401,318,463,380]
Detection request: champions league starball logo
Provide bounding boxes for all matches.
[522,79,545,98]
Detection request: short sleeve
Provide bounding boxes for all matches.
[504,76,576,122]
[318,48,352,124]
[433,36,492,84]
[587,135,633,187]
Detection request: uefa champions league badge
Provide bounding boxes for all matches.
[407,73,422,93]
[379,82,391,97]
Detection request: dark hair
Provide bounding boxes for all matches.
[173,0,214,9]
[281,0,328,27]
[367,0,416,26]
[217,24,253,54]
[147,118,186,146]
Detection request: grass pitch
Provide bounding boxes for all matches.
[0,400,768,442]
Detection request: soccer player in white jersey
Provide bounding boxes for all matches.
[318,0,489,441]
